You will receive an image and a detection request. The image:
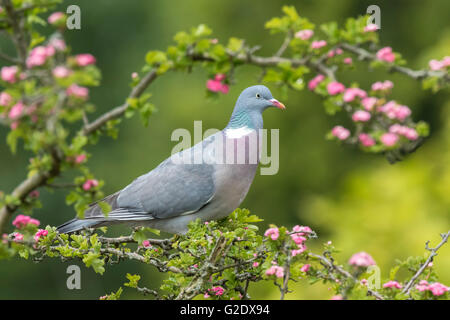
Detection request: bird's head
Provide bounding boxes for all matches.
[235,85,286,113]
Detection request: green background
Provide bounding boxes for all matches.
[0,0,449,299]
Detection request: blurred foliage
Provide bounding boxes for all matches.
[0,0,449,299]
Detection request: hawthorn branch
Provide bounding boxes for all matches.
[402,230,450,295]
[309,252,385,300]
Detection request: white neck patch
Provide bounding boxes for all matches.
[224,126,254,139]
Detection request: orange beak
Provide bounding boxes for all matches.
[269,98,286,110]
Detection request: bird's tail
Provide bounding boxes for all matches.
[56,218,103,234]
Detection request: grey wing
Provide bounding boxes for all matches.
[116,159,215,219]
[115,134,220,219]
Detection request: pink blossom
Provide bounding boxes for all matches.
[372,80,393,91]
[48,12,65,24]
[331,125,350,140]
[389,124,418,140]
[83,179,99,191]
[26,46,55,68]
[359,133,375,147]
[383,281,403,289]
[429,60,443,71]
[0,92,12,106]
[204,293,210,298]
[265,266,284,278]
[206,74,229,94]
[252,262,259,267]
[10,121,19,130]
[13,232,24,242]
[311,40,327,49]
[308,74,325,91]
[415,280,429,292]
[300,264,310,273]
[75,154,87,164]
[327,81,345,95]
[76,54,97,66]
[8,101,24,120]
[264,227,279,240]
[131,72,138,79]
[352,110,371,122]
[348,252,376,267]
[12,214,40,228]
[292,225,312,234]
[330,295,343,300]
[142,240,151,248]
[295,29,314,40]
[378,101,411,121]
[52,66,72,78]
[380,133,399,147]
[49,38,67,51]
[291,245,307,256]
[361,97,377,111]
[428,282,448,296]
[291,233,307,245]
[210,286,225,296]
[360,279,368,286]
[364,24,379,32]
[343,57,353,65]
[67,84,89,100]
[210,38,218,44]
[376,47,395,63]
[34,229,48,242]
[1,66,19,83]
[343,87,367,102]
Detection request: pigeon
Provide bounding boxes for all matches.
[57,85,285,234]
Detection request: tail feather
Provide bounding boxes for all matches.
[56,218,102,234]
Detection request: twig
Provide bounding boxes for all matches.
[402,231,450,295]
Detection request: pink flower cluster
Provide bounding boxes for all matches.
[331,125,350,140]
[311,40,327,49]
[389,124,418,140]
[343,57,353,65]
[264,227,279,240]
[290,225,311,256]
[358,133,375,147]
[34,229,48,242]
[352,110,371,122]
[209,286,225,296]
[308,74,325,91]
[48,12,65,24]
[415,280,448,296]
[380,132,398,146]
[13,232,24,242]
[67,84,89,100]
[376,47,395,63]
[372,80,393,91]
[429,56,450,71]
[8,101,24,120]
[361,97,377,111]
[344,87,367,102]
[206,74,229,94]
[327,48,343,58]
[1,66,19,83]
[75,54,96,66]
[12,214,40,229]
[142,240,152,248]
[265,265,284,278]
[383,280,402,289]
[83,179,99,191]
[53,66,72,78]
[295,29,314,40]
[0,92,12,106]
[327,81,345,95]
[348,252,376,267]
[378,101,411,121]
[49,38,67,51]
[26,45,55,68]
[364,24,379,32]
[300,264,310,273]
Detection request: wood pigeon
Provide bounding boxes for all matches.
[57,85,285,234]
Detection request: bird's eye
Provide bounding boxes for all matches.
[256,93,261,98]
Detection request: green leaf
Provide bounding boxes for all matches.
[98,201,111,216]
[146,51,167,65]
[124,273,141,288]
